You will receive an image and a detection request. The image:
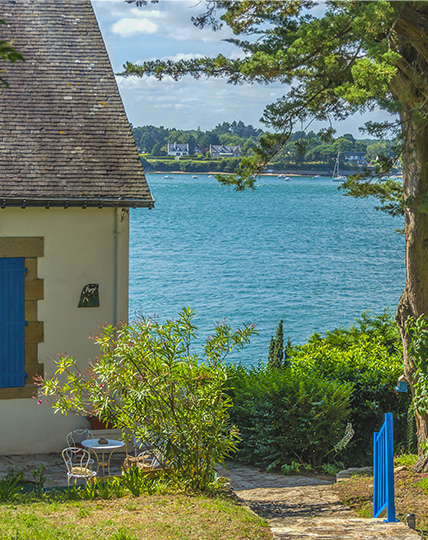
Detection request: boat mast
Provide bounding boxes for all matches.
[333,151,340,178]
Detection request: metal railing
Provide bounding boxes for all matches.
[373,412,398,522]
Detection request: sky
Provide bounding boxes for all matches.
[91,0,391,137]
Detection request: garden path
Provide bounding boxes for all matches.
[0,454,421,539]
[217,461,421,540]
[0,452,124,487]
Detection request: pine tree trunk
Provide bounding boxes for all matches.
[396,113,428,472]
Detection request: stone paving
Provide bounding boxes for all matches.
[0,454,422,538]
[217,461,421,540]
[0,452,125,487]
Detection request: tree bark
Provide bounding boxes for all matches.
[395,110,428,472]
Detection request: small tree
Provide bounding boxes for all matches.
[268,319,284,369]
[37,308,256,491]
[267,319,292,369]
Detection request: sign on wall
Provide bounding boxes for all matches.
[78,283,99,308]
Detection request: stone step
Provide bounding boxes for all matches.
[218,462,420,540]
[271,517,420,539]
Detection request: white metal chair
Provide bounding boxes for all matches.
[66,430,94,467]
[66,429,93,448]
[62,447,97,486]
[133,434,165,469]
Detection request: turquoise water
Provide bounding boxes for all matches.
[129,173,405,365]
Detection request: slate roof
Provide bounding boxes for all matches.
[210,145,241,156]
[0,0,154,208]
[168,143,189,151]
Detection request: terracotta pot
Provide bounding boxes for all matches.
[88,416,114,430]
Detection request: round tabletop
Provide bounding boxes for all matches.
[81,438,125,451]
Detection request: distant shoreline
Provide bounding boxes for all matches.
[149,171,331,177]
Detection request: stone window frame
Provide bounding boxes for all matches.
[0,237,44,399]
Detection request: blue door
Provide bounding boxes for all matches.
[0,258,26,388]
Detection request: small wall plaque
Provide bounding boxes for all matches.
[78,283,99,308]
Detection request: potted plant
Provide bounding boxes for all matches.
[86,415,114,430]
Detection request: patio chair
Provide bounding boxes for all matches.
[66,430,94,466]
[132,434,166,470]
[66,429,93,448]
[62,447,97,486]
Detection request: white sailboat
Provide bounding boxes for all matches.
[332,152,346,182]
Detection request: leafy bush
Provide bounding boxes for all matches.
[38,308,256,492]
[0,475,22,502]
[121,465,157,497]
[228,312,410,469]
[31,465,47,498]
[394,453,417,468]
[290,313,410,464]
[226,364,352,468]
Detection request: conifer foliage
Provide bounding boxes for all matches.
[124,0,428,470]
[268,319,285,369]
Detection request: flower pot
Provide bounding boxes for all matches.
[88,416,114,430]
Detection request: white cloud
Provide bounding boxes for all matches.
[112,17,158,37]
[135,52,205,63]
[95,0,391,136]
[94,0,233,43]
[116,75,282,130]
[167,52,204,61]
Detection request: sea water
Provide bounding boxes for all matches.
[129,173,405,365]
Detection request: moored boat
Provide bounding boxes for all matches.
[332,152,346,182]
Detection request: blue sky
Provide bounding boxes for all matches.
[91,0,391,137]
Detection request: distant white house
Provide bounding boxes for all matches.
[167,143,189,157]
[210,145,241,158]
[343,151,366,165]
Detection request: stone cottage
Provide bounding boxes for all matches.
[0,0,154,454]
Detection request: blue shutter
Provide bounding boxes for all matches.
[0,258,26,388]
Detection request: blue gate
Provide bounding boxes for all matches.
[373,413,397,522]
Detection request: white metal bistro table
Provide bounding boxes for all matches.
[81,438,125,477]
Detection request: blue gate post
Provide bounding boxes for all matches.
[373,413,398,522]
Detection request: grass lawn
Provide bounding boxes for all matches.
[334,454,428,539]
[0,494,272,540]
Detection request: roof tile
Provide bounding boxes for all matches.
[0,0,154,208]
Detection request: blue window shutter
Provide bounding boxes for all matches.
[0,258,26,388]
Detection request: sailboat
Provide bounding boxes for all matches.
[332,151,346,182]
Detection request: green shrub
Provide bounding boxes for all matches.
[121,465,156,497]
[228,313,410,469]
[226,364,352,468]
[290,317,410,465]
[38,308,256,492]
[0,476,22,502]
[394,453,417,468]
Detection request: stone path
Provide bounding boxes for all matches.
[0,454,422,538]
[0,452,125,487]
[217,462,421,540]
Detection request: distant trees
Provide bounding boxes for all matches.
[133,123,393,170]
[213,121,263,140]
[196,132,220,154]
[365,141,394,164]
[132,125,169,154]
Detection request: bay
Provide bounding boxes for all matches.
[129,173,405,365]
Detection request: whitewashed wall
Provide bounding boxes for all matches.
[0,207,129,454]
